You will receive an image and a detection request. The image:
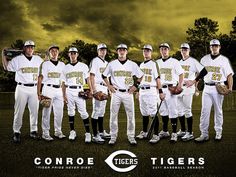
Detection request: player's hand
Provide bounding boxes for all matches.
[63,96,68,104]
[38,94,42,101]
[108,85,116,93]
[185,80,196,87]
[128,86,137,94]
[159,93,165,101]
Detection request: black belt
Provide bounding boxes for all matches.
[205,83,216,86]
[140,86,150,90]
[18,82,37,87]
[66,85,82,89]
[47,84,60,88]
[162,84,173,88]
[116,88,130,92]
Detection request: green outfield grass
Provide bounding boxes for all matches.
[0,97,236,177]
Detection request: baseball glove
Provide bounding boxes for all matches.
[78,90,93,100]
[3,48,22,60]
[168,86,183,95]
[93,91,108,101]
[40,95,51,108]
[215,83,231,95]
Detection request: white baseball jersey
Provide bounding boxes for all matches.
[7,54,43,83]
[200,54,234,83]
[180,57,204,81]
[41,60,65,85]
[139,60,159,87]
[63,62,89,86]
[103,59,144,89]
[156,57,184,85]
[89,57,108,84]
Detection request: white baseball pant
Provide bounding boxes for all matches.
[13,85,39,133]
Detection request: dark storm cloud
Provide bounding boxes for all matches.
[0,1,29,45]
[42,23,63,31]
[1,0,236,52]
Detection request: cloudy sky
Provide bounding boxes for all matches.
[1,0,236,53]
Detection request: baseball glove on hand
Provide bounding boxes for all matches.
[168,86,183,95]
[93,91,108,101]
[40,96,51,108]
[78,90,93,100]
[215,83,231,95]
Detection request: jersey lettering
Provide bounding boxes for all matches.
[21,67,38,73]
[48,72,61,78]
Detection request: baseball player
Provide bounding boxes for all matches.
[37,45,66,141]
[157,43,184,142]
[177,43,205,141]
[102,44,144,145]
[89,43,110,144]
[136,44,164,143]
[62,47,92,143]
[186,39,234,142]
[1,40,43,143]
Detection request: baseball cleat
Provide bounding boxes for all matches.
[108,138,116,145]
[99,130,111,139]
[194,135,209,143]
[69,130,76,141]
[128,137,137,145]
[177,129,186,137]
[136,131,148,139]
[159,130,170,139]
[85,133,92,143]
[92,134,105,144]
[170,133,178,142]
[149,134,160,144]
[181,132,194,141]
[13,132,21,143]
[54,132,66,139]
[42,134,54,141]
[30,131,41,140]
[215,132,222,141]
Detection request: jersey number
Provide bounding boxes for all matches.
[211,73,222,81]
[76,77,83,85]
[165,74,172,81]
[144,75,152,82]
[33,74,38,81]
[125,77,133,85]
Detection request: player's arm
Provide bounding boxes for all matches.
[186,67,208,87]
[37,74,43,100]
[102,74,115,93]
[227,73,233,92]
[129,76,142,94]
[89,73,97,94]
[85,77,93,95]
[177,73,184,89]
[1,48,9,70]
[157,77,165,100]
[61,81,68,103]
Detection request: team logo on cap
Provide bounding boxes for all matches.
[24,40,35,46]
[210,39,220,46]
[117,44,128,50]
[142,44,153,51]
[69,47,78,52]
[159,43,170,49]
[97,43,107,50]
[180,43,190,49]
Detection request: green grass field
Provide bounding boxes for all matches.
[0,95,236,177]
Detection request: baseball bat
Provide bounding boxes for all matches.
[147,100,163,139]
